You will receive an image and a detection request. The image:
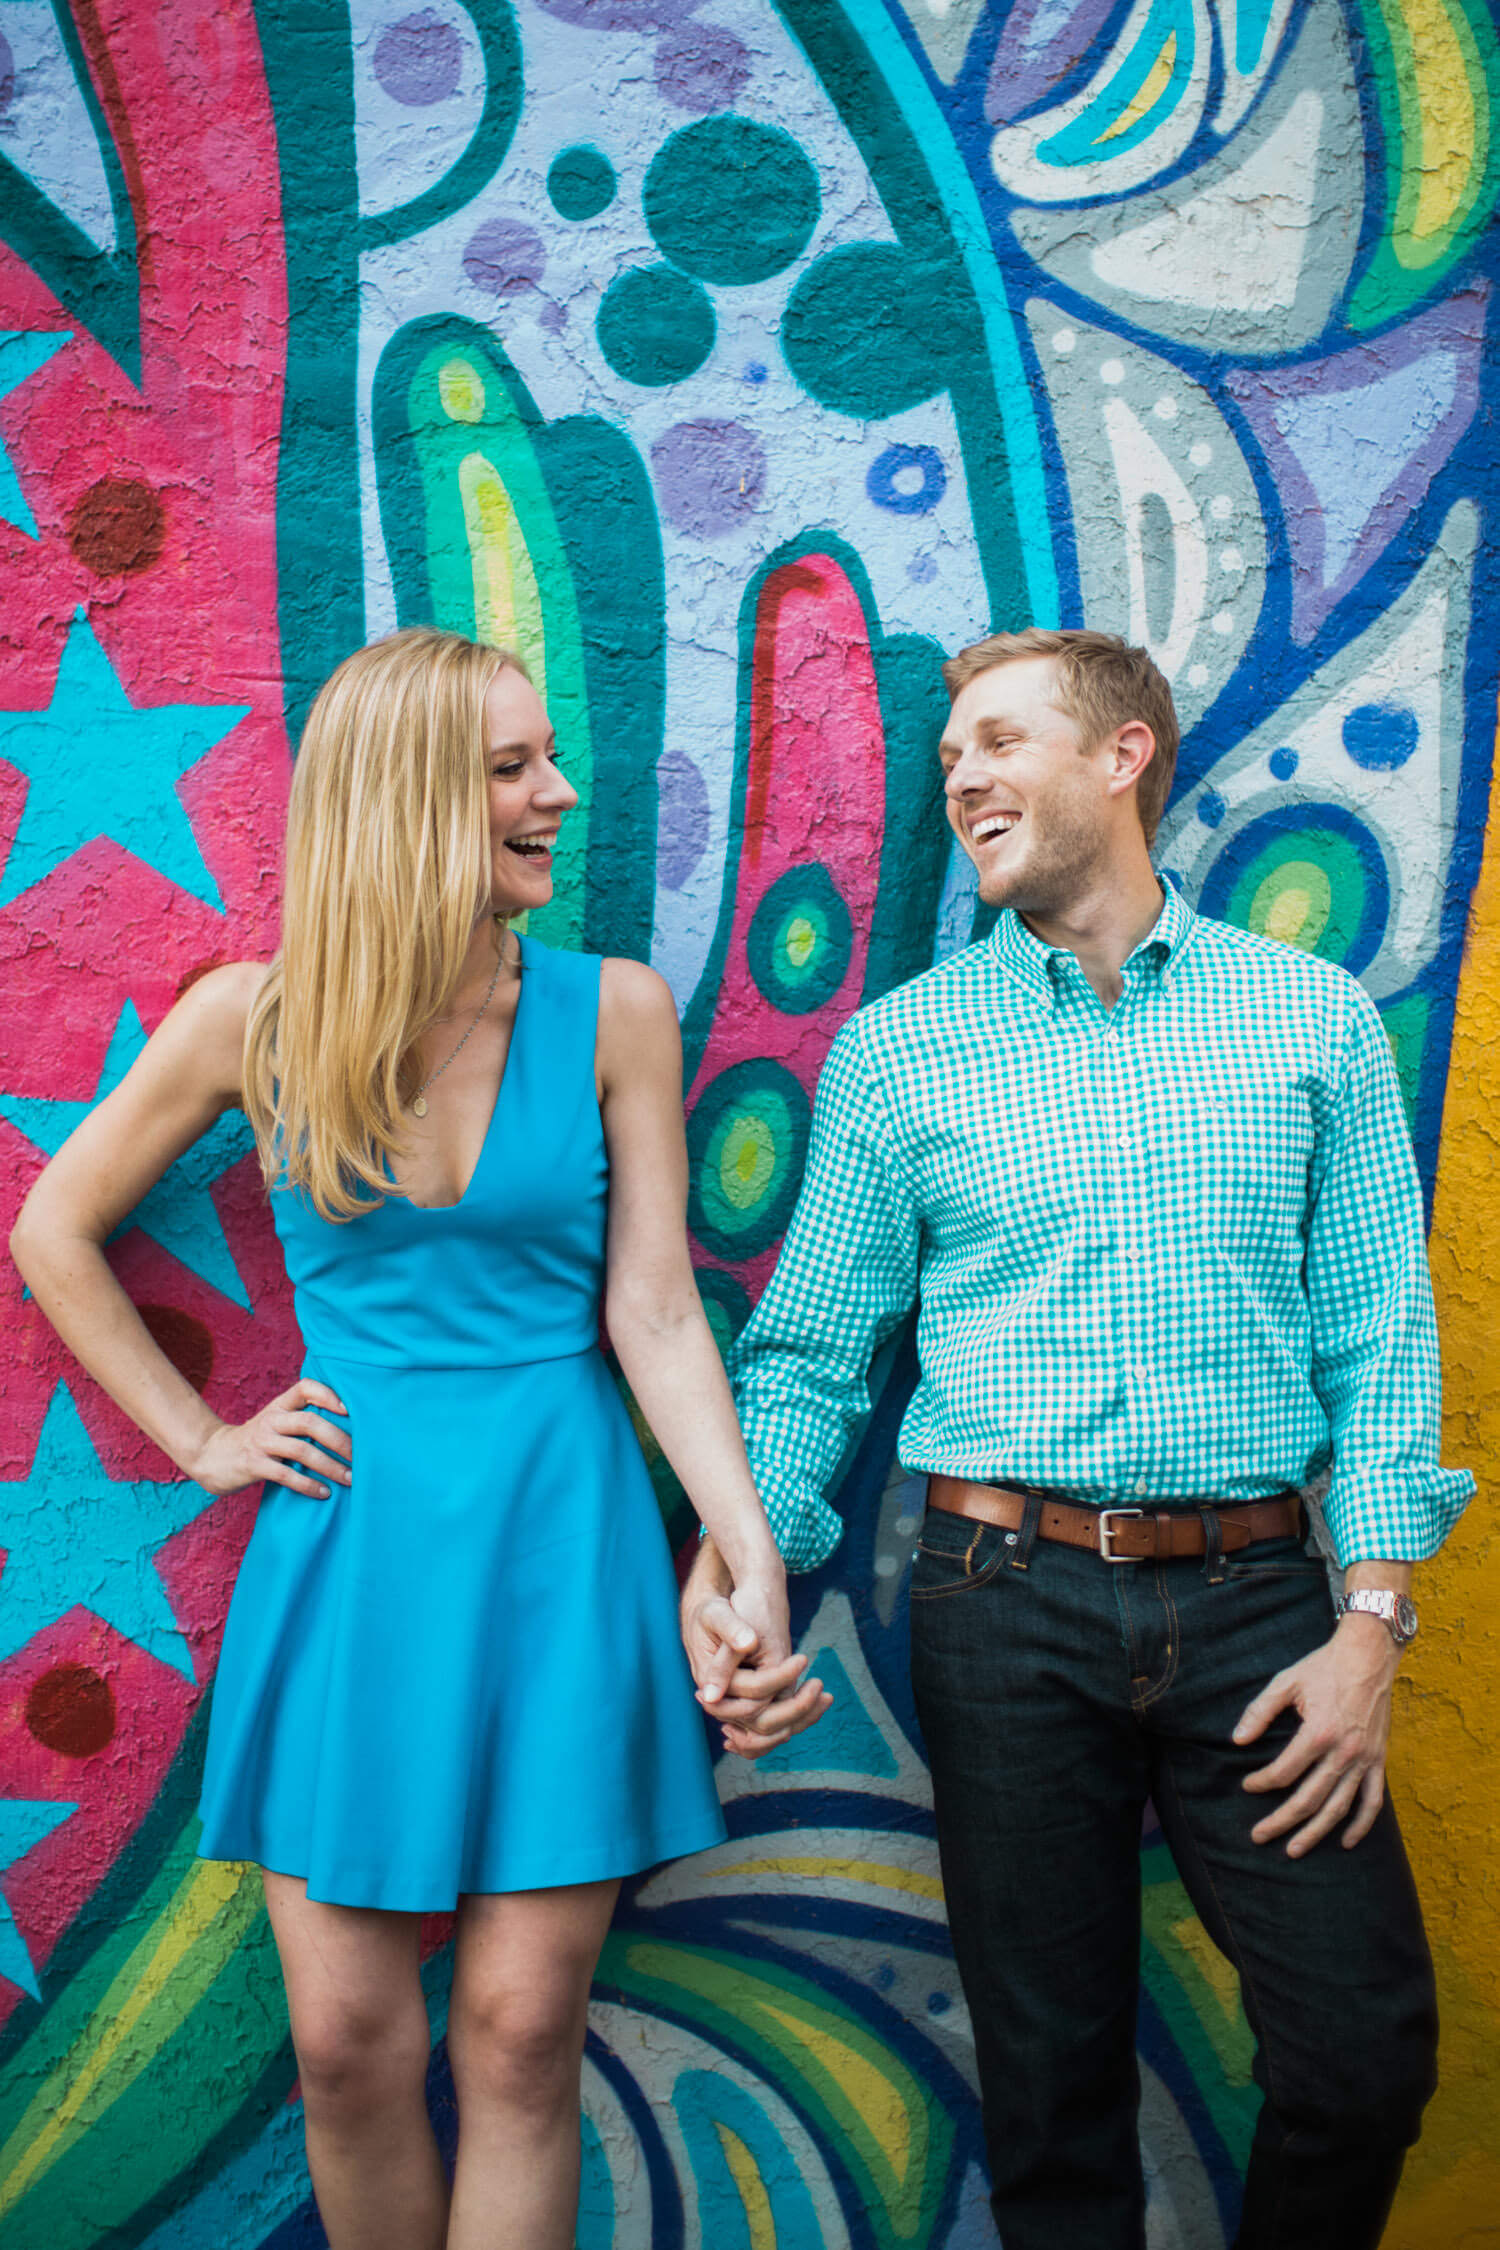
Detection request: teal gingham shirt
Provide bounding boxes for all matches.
[729,881,1474,1571]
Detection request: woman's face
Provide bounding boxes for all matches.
[482,666,578,918]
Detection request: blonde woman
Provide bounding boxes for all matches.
[10,629,828,2250]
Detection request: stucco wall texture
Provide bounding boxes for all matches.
[0,2,1495,2245]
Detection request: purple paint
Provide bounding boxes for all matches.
[654,23,751,114]
[656,752,711,889]
[650,418,766,538]
[1226,285,1488,643]
[985,0,1117,125]
[462,219,547,299]
[373,10,464,105]
[0,33,14,116]
[531,0,699,30]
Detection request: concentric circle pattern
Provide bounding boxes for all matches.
[1201,805,1390,976]
[686,1060,811,1261]
[746,864,854,1016]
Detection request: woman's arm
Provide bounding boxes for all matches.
[597,958,830,1753]
[9,965,351,1499]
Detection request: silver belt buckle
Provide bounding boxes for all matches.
[1098,1506,1145,1562]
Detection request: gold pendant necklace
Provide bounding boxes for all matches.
[410,933,508,1117]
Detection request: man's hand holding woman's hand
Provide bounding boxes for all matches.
[680,1539,832,1758]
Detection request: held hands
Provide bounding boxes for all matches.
[186,1378,353,1499]
[680,1540,832,1759]
[1234,1614,1400,1857]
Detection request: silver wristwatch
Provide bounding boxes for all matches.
[1334,1589,1419,1646]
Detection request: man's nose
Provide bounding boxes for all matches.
[944,752,986,799]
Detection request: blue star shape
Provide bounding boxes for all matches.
[0,330,70,538]
[0,1385,216,1683]
[0,1002,255,1307]
[0,1799,76,1999]
[0,609,247,909]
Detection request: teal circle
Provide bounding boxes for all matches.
[781,243,945,417]
[597,264,716,386]
[746,864,854,1016]
[548,144,616,220]
[694,1267,752,1363]
[687,1060,811,1262]
[644,115,820,285]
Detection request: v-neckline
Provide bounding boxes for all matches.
[398,934,529,1213]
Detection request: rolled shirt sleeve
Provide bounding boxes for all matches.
[729,1021,921,1570]
[1306,978,1475,1564]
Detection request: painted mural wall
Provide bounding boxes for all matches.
[0,1,1495,2244]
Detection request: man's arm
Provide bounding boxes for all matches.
[728,1017,923,1570]
[1235,978,1473,1854]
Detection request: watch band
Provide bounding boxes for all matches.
[1334,1589,1419,1646]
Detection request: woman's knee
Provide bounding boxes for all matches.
[292,1992,431,2121]
[448,1981,586,2114]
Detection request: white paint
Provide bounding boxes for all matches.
[1103,397,1208,680]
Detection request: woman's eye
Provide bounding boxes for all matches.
[492,762,523,779]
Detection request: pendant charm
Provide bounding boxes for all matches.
[412,1094,428,1118]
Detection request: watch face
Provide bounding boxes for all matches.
[1395,1595,1419,1642]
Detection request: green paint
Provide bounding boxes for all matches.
[783,243,946,418]
[599,1937,954,2250]
[1140,1845,1257,2172]
[596,266,717,386]
[372,318,594,953]
[774,0,1058,625]
[694,1266,753,1359]
[1223,831,1370,967]
[747,865,854,1014]
[255,0,367,742]
[644,116,820,284]
[0,1,139,379]
[688,1060,811,1261]
[359,0,522,252]
[548,143,617,219]
[863,632,951,1003]
[1350,0,1500,327]
[1380,992,1431,1132]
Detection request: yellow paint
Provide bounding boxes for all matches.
[1168,1912,1246,2032]
[1097,34,1177,145]
[458,454,547,689]
[721,1115,775,1208]
[1394,0,1480,253]
[785,915,818,969]
[0,1859,257,2218]
[715,2121,778,2250]
[1254,861,1331,951]
[756,2000,913,2189]
[1387,712,1500,2245]
[438,355,486,423]
[705,1854,945,1903]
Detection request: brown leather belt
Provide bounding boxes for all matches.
[927,1474,1302,1563]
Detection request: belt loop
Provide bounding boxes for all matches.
[1010,1486,1044,1571]
[1200,1505,1226,1586]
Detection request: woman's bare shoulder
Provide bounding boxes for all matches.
[597,954,677,1028]
[157,961,272,1100]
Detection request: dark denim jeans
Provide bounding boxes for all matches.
[908,1496,1438,2250]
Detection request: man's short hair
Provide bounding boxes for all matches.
[942,627,1180,845]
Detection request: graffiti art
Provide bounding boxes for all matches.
[0,2,1496,2245]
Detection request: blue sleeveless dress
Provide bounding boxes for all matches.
[196,937,727,1908]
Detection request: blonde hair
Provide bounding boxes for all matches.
[244,627,527,1219]
[942,627,1180,844]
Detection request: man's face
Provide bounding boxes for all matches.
[939,656,1117,915]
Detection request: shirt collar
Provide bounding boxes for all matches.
[988,873,1196,1007]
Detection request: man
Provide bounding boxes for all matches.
[685,629,1470,2249]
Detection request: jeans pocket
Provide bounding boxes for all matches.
[911,1513,1006,1599]
[1225,1534,1328,1583]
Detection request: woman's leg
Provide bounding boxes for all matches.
[261,1870,447,2250]
[444,1878,620,2250]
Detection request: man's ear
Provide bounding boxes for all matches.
[1108,720,1157,798]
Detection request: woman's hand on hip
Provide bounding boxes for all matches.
[186,1378,352,1499]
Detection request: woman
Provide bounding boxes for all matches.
[10,628,829,2250]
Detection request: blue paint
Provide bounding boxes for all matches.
[0,1386,215,1680]
[0,1003,256,1307]
[1198,790,1227,828]
[0,1798,76,1999]
[1342,700,1420,771]
[1268,350,1461,589]
[1269,746,1299,779]
[674,2068,824,2250]
[0,329,69,535]
[868,442,947,515]
[0,610,245,910]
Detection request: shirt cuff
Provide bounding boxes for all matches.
[763,1490,847,1574]
[1322,1465,1476,1566]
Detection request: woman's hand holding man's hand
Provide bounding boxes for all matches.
[680,1539,833,1759]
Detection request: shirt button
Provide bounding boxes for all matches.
[1133,1478,1150,1497]
[1116,1132,1133,1150]
[1122,1241,1144,1260]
